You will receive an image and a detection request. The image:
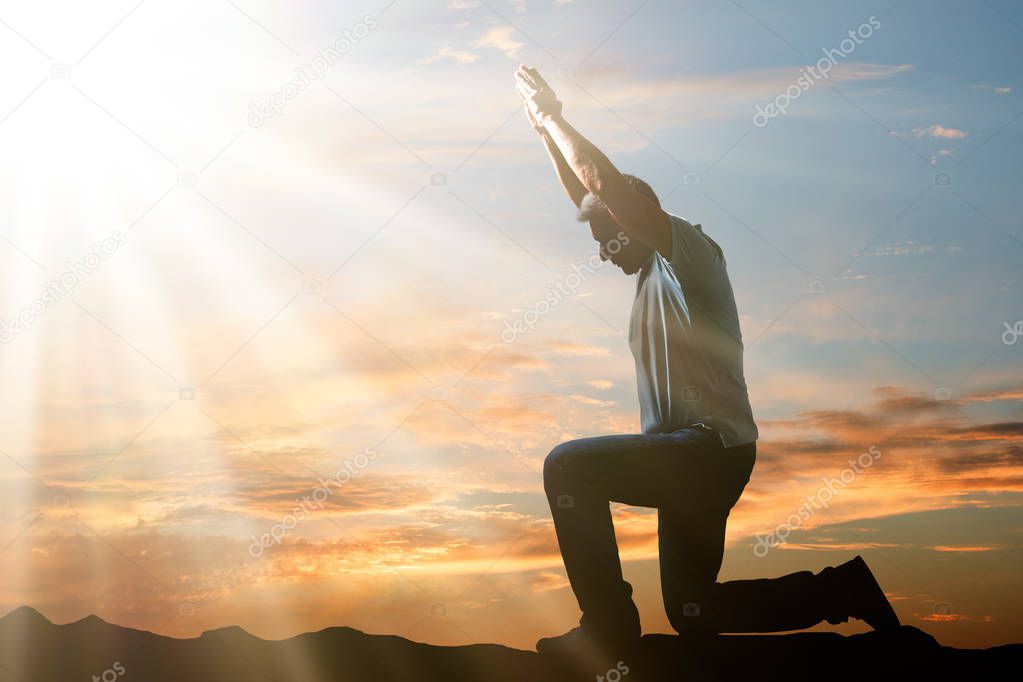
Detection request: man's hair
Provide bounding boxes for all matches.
[576,193,606,222]
[576,174,659,223]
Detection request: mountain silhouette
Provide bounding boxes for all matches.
[0,605,1019,681]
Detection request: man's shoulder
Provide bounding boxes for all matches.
[665,212,724,263]
[665,211,696,229]
[664,211,705,232]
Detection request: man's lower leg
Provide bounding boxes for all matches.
[541,446,641,652]
[704,556,899,633]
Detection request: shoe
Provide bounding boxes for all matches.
[841,555,901,631]
[536,625,640,667]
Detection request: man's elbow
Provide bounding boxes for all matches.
[574,162,603,196]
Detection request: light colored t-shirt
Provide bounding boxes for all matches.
[628,213,758,448]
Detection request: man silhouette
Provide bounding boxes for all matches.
[515,66,900,660]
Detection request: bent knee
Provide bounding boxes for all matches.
[542,442,571,490]
[666,600,716,635]
[543,439,591,491]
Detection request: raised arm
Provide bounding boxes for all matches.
[524,104,588,208]
[516,65,671,258]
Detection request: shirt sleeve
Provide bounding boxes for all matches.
[667,214,722,277]
[665,214,742,338]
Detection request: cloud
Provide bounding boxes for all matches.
[975,84,1011,95]
[773,541,901,552]
[961,387,1023,403]
[912,124,969,139]
[418,46,480,66]
[528,571,570,592]
[869,241,935,256]
[239,473,440,517]
[546,341,610,356]
[568,393,615,407]
[472,26,525,60]
[557,62,914,132]
[8,381,1023,648]
[732,384,1023,541]
[919,612,993,623]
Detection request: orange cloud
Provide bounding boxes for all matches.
[912,124,969,139]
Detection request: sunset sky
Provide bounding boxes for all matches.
[0,0,1021,657]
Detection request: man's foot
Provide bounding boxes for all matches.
[536,625,640,669]
[839,555,900,631]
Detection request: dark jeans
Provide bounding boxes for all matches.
[544,427,843,635]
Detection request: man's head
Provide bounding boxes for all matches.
[577,174,659,275]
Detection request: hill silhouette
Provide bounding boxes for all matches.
[0,605,1019,681]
